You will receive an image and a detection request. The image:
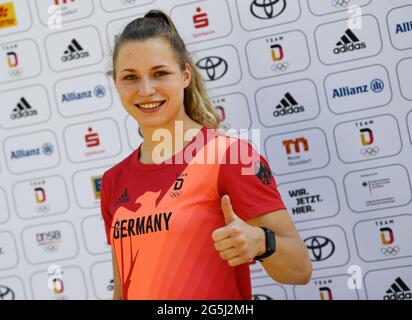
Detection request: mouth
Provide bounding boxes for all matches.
[135,101,165,113]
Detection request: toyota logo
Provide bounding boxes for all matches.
[0,286,15,300]
[196,56,228,81]
[304,236,335,262]
[252,294,273,300]
[250,0,286,20]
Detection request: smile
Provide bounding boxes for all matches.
[135,101,165,113]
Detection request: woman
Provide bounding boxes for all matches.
[100,9,312,300]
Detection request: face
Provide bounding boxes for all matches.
[114,37,191,130]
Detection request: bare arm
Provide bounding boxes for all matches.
[111,248,123,300]
[247,209,312,285]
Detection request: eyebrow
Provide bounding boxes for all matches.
[119,65,170,73]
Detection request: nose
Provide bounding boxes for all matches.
[137,77,156,97]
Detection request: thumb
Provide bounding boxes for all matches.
[221,195,238,225]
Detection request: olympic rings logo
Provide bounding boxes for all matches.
[271,62,289,72]
[35,204,50,214]
[331,0,350,8]
[381,246,400,256]
[170,191,182,198]
[42,244,59,254]
[360,146,379,157]
[121,0,137,5]
[8,68,23,78]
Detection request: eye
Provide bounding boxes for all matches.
[123,74,137,80]
[154,71,168,77]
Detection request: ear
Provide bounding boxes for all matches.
[183,62,192,88]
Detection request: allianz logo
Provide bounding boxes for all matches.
[61,85,106,103]
[10,143,54,160]
[332,79,384,99]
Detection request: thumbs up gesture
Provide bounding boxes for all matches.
[212,195,266,267]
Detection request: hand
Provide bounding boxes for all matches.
[212,195,266,267]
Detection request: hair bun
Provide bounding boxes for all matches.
[144,10,170,26]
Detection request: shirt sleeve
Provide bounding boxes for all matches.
[217,138,286,221]
[100,172,112,245]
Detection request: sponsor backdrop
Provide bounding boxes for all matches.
[0,0,411,300]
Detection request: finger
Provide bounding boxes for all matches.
[219,247,239,261]
[214,236,237,252]
[212,225,240,242]
[228,256,249,267]
[221,195,237,225]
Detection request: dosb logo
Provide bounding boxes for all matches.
[36,230,62,254]
[61,38,89,62]
[334,28,366,55]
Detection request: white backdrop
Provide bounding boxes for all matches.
[0,0,412,300]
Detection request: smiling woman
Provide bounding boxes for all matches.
[101,9,311,300]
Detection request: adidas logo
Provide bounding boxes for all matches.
[61,38,89,62]
[384,277,412,300]
[333,29,366,54]
[114,188,129,206]
[273,92,304,117]
[10,97,38,120]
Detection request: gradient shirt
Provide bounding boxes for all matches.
[100,126,286,299]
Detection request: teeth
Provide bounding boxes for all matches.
[139,102,162,109]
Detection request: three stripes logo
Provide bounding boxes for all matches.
[114,188,129,206]
[334,28,366,54]
[61,38,89,62]
[384,277,411,300]
[10,97,38,120]
[273,92,304,117]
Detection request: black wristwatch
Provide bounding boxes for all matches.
[255,227,276,262]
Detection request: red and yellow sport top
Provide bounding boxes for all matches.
[100,126,286,300]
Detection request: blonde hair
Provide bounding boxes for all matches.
[112,10,220,129]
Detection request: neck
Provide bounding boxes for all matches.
[139,117,203,164]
